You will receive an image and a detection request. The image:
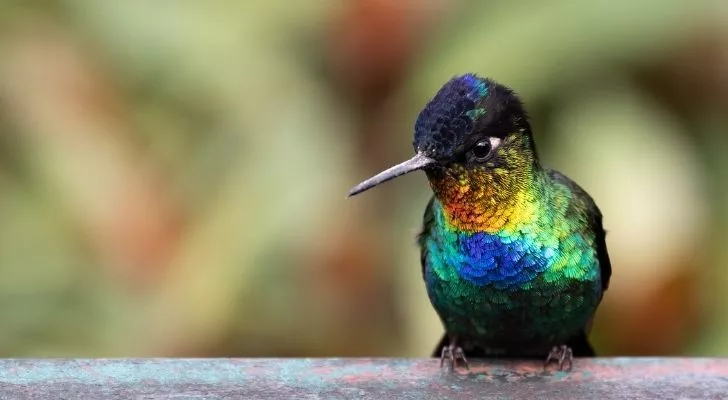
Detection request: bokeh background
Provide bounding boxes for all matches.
[0,0,726,357]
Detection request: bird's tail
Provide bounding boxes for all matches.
[431,331,596,358]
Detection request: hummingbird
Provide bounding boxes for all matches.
[347,73,611,371]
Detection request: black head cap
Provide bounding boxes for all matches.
[413,73,529,161]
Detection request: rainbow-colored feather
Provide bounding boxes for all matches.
[420,172,604,354]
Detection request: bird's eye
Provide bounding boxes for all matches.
[470,139,493,161]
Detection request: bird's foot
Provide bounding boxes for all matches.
[440,339,470,371]
[544,344,573,371]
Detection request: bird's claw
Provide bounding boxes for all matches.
[544,344,573,371]
[440,342,470,371]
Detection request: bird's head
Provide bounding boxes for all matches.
[351,74,538,199]
[349,74,541,231]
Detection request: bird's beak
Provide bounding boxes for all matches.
[348,152,436,197]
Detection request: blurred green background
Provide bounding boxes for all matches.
[0,0,726,357]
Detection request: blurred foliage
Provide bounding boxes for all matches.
[0,0,726,357]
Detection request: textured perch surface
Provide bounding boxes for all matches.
[0,358,726,399]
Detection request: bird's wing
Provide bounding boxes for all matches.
[547,170,612,294]
[547,170,611,357]
[593,206,612,293]
[417,196,437,280]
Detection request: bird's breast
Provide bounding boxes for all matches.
[422,227,603,348]
[425,228,556,290]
